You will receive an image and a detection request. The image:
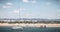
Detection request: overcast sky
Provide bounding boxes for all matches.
[0,0,60,19]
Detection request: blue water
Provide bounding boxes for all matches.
[0,26,60,32]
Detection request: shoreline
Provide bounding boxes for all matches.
[0,23,60,27]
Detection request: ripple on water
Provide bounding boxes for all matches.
[0,26,60,32]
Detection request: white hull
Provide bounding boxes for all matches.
[12,27,23,29]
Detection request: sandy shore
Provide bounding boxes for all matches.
[0,23,60,27]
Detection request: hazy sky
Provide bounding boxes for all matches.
[0,0,60,19]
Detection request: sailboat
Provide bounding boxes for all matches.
[12,25,23,29]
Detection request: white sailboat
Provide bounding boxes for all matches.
[12,25,23,29]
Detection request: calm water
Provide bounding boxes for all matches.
[0,26,60,32]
